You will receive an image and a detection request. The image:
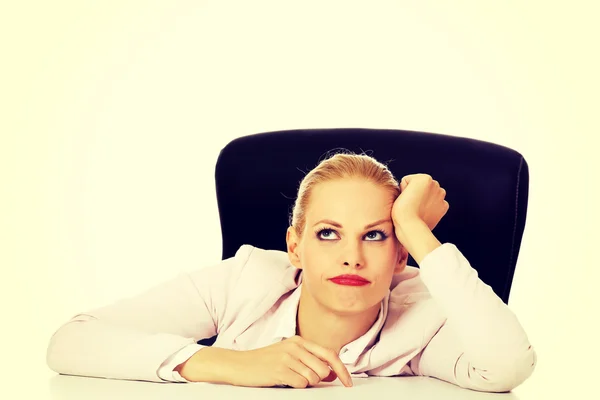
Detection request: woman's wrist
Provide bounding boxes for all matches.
[176,347,242,384]
[393,217,441,265]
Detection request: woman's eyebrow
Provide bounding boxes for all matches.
[312,218,392,229]
[364,218,393,229]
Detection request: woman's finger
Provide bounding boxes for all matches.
[284,357,320,387]
[296,349,337,382]
[299,340,353,387]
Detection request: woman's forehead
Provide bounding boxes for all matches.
[306,179,395,222]
[310,178,394,201]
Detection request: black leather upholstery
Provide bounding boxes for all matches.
[199,128,529,346]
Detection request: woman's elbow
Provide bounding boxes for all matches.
[46,315,97,374]
[471,350,538,393]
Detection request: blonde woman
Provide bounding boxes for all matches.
[46,152,536,392]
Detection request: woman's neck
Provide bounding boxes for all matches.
[295,287,381,354]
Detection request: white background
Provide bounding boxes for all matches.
[2,1,599,398]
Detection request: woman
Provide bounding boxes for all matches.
[46,152,536,392]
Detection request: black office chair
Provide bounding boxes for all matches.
[198,128,529,346]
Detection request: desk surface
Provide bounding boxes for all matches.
[46,374,520,400]
[4,359,590,399]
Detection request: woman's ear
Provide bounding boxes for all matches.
[286,226,302,269]
[394,244,409,274]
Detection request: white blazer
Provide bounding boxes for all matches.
[46,243,536,392]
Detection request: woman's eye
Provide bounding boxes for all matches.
[365,231,387,241]
[317,229,387,241]
[317,229,339,240]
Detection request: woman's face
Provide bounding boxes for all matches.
[286,177,408,315]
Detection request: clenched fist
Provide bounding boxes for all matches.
[392,173,449,233]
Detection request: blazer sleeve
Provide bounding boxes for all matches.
[157,343,205,382]
[408,243,537,393]
[46,245,254,383]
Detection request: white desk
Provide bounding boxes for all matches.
[6,357,590,400]
[46,374,520,400]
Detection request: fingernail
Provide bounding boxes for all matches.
[323,370,336,382]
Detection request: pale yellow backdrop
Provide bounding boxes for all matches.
[1,1,598,398]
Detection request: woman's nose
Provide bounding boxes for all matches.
[343,261,362,267]
[342,242,365,268]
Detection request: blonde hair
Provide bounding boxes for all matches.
[290,151,400,235]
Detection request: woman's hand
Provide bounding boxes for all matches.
[392,174,449,240]
[229,335,353,388]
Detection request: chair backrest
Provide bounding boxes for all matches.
[214,128,529,304]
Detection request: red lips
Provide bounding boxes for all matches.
[329,274,370,286]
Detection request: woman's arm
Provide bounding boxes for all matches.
[408,240,537,392]
[391,174,536,392]
[46,246,253,383]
